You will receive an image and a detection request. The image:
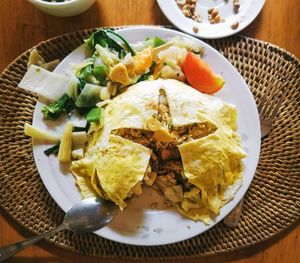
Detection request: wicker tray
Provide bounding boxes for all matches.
[0,26,299,259]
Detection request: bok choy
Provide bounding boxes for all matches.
[84,29,135,58]
[41,93,75,119]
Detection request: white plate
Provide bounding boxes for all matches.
[32,27,261,246]
[157,0,265,39]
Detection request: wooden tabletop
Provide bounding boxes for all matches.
[0,0,299,262]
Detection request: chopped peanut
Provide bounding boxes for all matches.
[214,15,221,23]
[231,21,239,30]
[233,0,240,14]
[183,9,191,17]
[192,26,199,33]
[208,8,224,24]
[176,0,201,23]
[177,1,240,25]
[211,8,219,19]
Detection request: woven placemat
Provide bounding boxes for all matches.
[0,26,299,259]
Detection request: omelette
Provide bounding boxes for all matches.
[70,79,246,222]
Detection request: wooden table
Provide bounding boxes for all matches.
[0,0,299,262]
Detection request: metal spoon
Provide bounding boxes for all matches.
[0,198,117,262]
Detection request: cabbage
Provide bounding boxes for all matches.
[67,75,80,100]
[18,65,69,101]
[75,83,102,107]
[171,36,204,54]
[95,45,120,68]
[157,46,187,66]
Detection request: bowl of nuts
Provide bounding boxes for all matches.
[157,0,265,39]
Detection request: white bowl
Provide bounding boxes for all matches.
[27,0,96,17]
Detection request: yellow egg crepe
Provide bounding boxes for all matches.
[71,156,107,199]
[95,134,151,209]
[105,81,160,131]
[72,134,151,210]
[85,80,160,155]
[178,128,246,216]
[74,176,98,199]
[70,79,246,222]
[162,79,225,127]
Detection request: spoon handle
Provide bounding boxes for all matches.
[0,224,65,262]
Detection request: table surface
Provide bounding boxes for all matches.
[0,0,299,262]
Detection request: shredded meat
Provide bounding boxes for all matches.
[112,129,154,147]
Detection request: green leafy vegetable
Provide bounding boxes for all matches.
[146,36,167,47]
[85,30,124,55]
[153,37,167,47]
[87,107,103,123]
[75,84,102,107]
[41,93,75,119]
[67,75,80,100]
[79,64,93,82]
[93,65,108,85]
[78,63,99,85]
[77,78,86,93]
[84,29,135,58]
[95,45,120,67]
[106,29,136,56]
[44,143,60,156]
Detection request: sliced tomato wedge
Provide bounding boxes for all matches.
[182,52,225,94]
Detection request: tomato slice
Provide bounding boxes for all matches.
[182,52,224,94]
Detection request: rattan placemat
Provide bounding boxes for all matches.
[0,26,299,259]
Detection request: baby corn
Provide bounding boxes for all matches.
[58,121,73,162]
